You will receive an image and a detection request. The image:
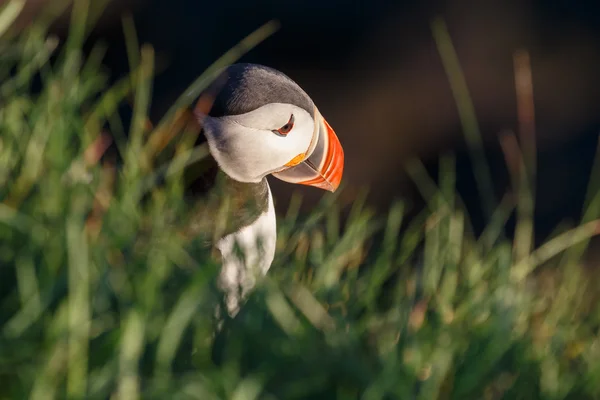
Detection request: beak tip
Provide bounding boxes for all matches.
[324,127,344,193]
[329,173,342,193]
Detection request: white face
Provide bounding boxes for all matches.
[202,103,316,183]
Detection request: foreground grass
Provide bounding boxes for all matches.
[2,4,600,400]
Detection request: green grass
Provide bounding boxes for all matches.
[2,3,600,399]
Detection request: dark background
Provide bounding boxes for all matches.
[14,0,600,252]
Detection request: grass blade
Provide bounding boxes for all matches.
[431,17,496,219]
[0,0,25,38]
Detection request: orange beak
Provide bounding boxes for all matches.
[272,110,344,192]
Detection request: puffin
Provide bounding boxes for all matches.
[181,63,344,317]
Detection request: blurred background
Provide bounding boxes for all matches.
[13,0,600,252]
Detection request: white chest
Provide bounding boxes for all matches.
[215,182,277,316]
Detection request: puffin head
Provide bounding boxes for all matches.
[196,63,344,192]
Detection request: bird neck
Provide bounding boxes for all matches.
[183,151,271,241]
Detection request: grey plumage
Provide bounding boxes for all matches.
[208,63,315,119]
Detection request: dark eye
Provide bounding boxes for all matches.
[273,114,295,136]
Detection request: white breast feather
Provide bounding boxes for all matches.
[215,182,277,316]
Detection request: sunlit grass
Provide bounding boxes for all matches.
[1,3,600,400]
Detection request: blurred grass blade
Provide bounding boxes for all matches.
[512,219,600,281]
[66,210,91,398]
[3,254,42,336]
[417,339,454,400]
[116,310,146,400]
[438,211,463,308]
[565,135,600,263]
[85,0,114,37]
[135,143,211,200]
[397,208,428,265]
[513,50,537,178]
[27,0,72,33]
[66,0,90,53]
[155,279,205,374]
[125,44,154,177]
[0,36,58,97]
[0,203,48,235]
[6,101,55,206]
[30,342,68,400]
[347,186,369,225]
[477,192,515,250]
[431,17,496,219]
[286,284,335,332]
[0,0,25,38]
[122,13,140,77]
[231,375,265,400]
[405,158,439,209]
[326,202,341,245]
[84,68,140,154]
[439,153,456,211]
[284,191,303,225]
[265,283,304,336]
[363,202,404,306]
[499,130,534,262]
[314,211,377,289]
